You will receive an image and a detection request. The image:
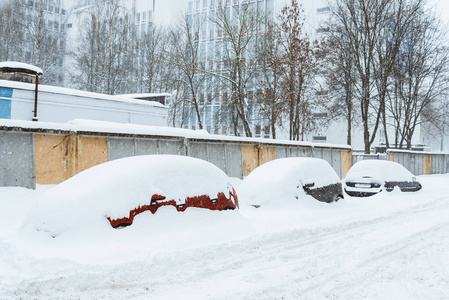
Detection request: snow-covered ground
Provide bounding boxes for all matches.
[1,174,449,299]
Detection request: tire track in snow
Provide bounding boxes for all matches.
[3,196,449,299]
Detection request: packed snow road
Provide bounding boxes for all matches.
[1,175,449,299]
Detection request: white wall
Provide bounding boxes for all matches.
[1,80,168,126]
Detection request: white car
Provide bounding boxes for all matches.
[344,160,422,197]
[238,157,343,207]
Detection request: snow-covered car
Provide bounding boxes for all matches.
[344,160,422,197]
[238,157,343,207]
[26,155,239,235]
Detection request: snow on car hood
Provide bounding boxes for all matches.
[345,160,417,183]
[23,155,235,236]
[238,157,341,207]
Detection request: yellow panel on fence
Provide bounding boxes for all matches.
[35,134,109,185]
[35,134,76,184]
[341,150,352,178]
[258,146,275,166]
[389,152,395,161]
[423,155,432,175]
[75,136,109,175]
[242,144,259,177]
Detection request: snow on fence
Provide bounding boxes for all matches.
[0,120,352,189]
[2,121,447,190]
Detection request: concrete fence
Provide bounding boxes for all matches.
[0,121,352,189]
[388,149,449,175]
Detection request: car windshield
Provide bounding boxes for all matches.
[346,160,415,182]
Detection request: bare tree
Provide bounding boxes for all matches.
[73,0,134,95]
[0,0,67,85]
[167,14,206,130]
[0,0,23,62]
[388,10,449,149]
[255,22,283,139]
[373,0,425,148]
[324,34,357,146]
[273,0,326,141]
[328,0,423,153]
[135,25,176,94]
[211,2,262,137]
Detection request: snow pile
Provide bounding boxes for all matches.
[22,155,236,238]
[0,174,449,299]
[238,157,341,207]
[345,159,418,182]
[0,118,212,139]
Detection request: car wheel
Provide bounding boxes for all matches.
[333,194,343,202]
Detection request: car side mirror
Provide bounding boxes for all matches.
[412,177,417,182]
[303,179,315,188]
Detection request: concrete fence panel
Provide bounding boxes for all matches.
[187,141,208,160]
[0,131,35,189]
[388,150,449,175]
[135,139,159,156]
[158,139,185,155]
[206,143,227,172]
[108,137,135,161]
[224,143,243,178]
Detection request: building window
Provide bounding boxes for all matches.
[317,7,330,14]
[188,2,193,13]
[255,125,261,137]
[312,136,327,143]
[264,127,270,138]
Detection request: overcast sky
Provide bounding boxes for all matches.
[430,0,449,23]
